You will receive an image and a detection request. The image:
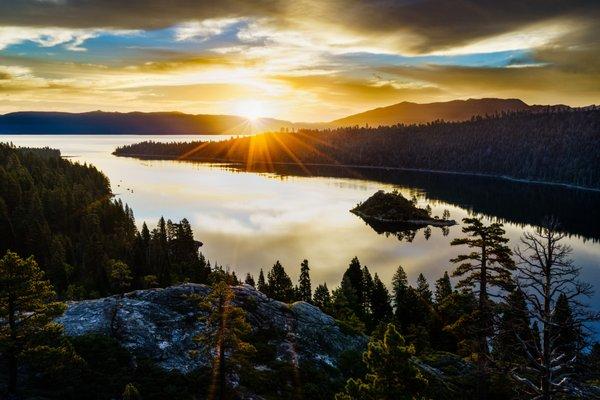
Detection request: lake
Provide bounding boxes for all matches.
[2,135,600,310]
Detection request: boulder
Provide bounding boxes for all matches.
[57,284,367,374]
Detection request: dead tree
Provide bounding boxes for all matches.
[513,217,599,400]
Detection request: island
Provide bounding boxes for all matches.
[351,190,456,230]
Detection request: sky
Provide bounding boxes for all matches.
[0,0,598,121]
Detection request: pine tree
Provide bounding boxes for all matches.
[257,268,267,293]
[244,273,255,287]
[370,274,393,324]
[298,259,312,303]
[194,282,255,399]
[450,217,515,400]
[362,266,375,319]
[0,251,67,395]
[551,293,580,363]
[342,257,365,317]
[493,288,534,365]
[434,271,453,304]
[392,265,410,329]
[105,259,133,294]
[266,261,294,302]
[122,383,142,400]
[313,283,331,312]
[415,273,432,304]
[335,324,427,400]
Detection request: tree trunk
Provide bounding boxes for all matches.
[541,234,553,400]
[478,242,488,400]
[7,292,17,395]
[218,295,226,400]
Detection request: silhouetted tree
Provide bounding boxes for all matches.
[451,217,515,400]
[298,259,312,303]
[434,271,453,304]
[313,283,331,312]
[513,218,599,399]
[266,261,294,302]
[257,268,267,293]
[416,273,432,304]
[244,273,255,287]
[0,251,67,395]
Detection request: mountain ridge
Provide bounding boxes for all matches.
[0,98,582,134]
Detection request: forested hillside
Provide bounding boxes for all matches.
[0,143,210,299]
[114,109,600,190]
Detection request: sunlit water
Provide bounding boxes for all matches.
[2,135,600,313]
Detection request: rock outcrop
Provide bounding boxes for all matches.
[57,284,367,374]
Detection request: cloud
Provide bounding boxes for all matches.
[0,26,102,51]
[1,0,597,54]
[380,64,600,106]
[174,18,241,41]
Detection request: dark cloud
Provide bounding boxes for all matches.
[0,0,284,29]
[1,1,598,53]
[320,0,599,52]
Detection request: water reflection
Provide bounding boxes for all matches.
[208,162,600,242]
[1,135,599,312]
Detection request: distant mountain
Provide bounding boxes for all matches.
[0,99,577,134]
[329,98,570,127]
[0,111,295,135]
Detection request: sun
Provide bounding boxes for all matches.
[234,100,264,121]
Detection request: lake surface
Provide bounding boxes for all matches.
[3,135,600,310]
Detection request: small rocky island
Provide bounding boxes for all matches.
[351,190,456,229]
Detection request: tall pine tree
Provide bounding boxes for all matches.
[450,217,515,400]
[0,251,67,395]
[298,259,312,303]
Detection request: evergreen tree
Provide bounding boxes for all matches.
[266,261,294,302]
[370,274,393,324]
[342,257,365,317]
[332,278,365,334]
[493,288,534,365]
[194,281,255,399]
[434,271,453,304]
[244,273,255,287]
[362,266,375,319]
[122,383,142,400]
[335,324,427,400]
[415,273,433,304]
[298,259,312,303]
[551,293,580,363]
[392,266,410,329]
[450,217,515,400]
[0,251,67,395]
[257,268,267,293]
[105,259,133,294]
[313,283,332,312]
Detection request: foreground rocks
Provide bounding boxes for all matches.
[57,284,367,374]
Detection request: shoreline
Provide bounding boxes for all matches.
[112,152,600,193]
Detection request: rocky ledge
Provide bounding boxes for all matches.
[57,284,367,374]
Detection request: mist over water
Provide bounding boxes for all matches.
[3,135,600,311]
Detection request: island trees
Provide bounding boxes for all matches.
[513,218,599,399]
[194,281,255,400]
[0,251,67,396]
[450,217,515,400]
